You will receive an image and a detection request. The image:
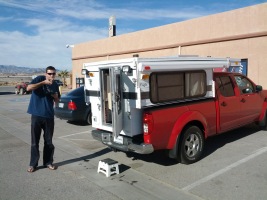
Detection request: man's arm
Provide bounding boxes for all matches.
[51,93,59,103]
[27,79,52,92]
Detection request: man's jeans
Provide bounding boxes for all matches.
[30,115,55,167]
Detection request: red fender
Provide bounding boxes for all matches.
[167,110,208,149]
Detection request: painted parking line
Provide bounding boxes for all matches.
[182,146,267,192]
[58,131,89,138]
[9,98,30,102]
[67,138,95,142]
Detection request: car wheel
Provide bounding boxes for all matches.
[179,126,204,164]
[86,112,92,125]
[19,88,24,95]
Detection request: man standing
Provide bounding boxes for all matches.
[26,66,60,173]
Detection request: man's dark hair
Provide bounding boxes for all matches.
[46,66,56,72]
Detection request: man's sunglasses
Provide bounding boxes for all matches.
[47,73,56,75]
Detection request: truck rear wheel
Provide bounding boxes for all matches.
[179,126,204,164]
[259,110,267,131]
[86,112,92,125]
[19,88,24,95]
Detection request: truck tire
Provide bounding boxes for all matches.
[179,126,204,164]
[86,112,92,125]
[259,111,267,131]
[19,88,24,95]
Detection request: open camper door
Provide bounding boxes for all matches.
[110,66,123,143]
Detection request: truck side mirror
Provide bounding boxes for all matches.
[242,88,253,94]
[255,85,262,92]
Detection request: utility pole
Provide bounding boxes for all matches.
[109,15,116,37]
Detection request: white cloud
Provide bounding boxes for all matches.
[0,0,208,20]
[0,16,14,21]
[0,17,107,69]
[56,7,204,20]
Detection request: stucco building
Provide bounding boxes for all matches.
[71,3,267,89]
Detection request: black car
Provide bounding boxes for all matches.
[54,86,91,124]
[54,80,64,86]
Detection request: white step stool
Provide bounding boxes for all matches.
[97,158,119,177]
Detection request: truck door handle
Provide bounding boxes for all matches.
[97,104,101,110]
[115,94,120,102]
[241,98,246,103]
[221,102,227,106]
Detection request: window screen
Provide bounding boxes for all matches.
[150,71,206,103]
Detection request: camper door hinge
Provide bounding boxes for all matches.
[132,78,137,86]
[127,112,131,119]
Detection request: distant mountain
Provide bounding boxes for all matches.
[0,65,46,75]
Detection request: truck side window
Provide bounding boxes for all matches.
[234,75,254,94]
[216,76,235,97]
[150,71,206,103]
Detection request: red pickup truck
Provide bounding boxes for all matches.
[84,57,267,164]
[143,72,267,164]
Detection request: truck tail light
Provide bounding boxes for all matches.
[144,66,151,70]
[143,113,154,135]
[68,101,77,110]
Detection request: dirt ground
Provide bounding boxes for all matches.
[0,75,72,90]
[0,76,32,86]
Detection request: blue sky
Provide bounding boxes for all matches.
[0,0,266,70]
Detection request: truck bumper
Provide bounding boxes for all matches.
[92,129,154,154]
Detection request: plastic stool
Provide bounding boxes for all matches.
[97,158,119,177]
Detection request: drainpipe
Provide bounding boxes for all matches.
[178,46,181,55]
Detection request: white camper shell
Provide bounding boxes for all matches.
[82,56,241,153]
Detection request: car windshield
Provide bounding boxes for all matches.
[67,86,84,96]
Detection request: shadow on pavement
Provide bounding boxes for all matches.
[67,120,90,126]
[0,92,15,95]
[54,148,111,167]
[203,123,260,158]
[54,147,131,174]
[118,164,131,174]
[125,150,178,166]
[124,123,260,166]
[53,124,260,168]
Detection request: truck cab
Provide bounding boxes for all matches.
[214,72,265,133]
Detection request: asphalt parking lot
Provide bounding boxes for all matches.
[1,87,267,200]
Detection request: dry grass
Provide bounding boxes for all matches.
[0,76,32,86]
